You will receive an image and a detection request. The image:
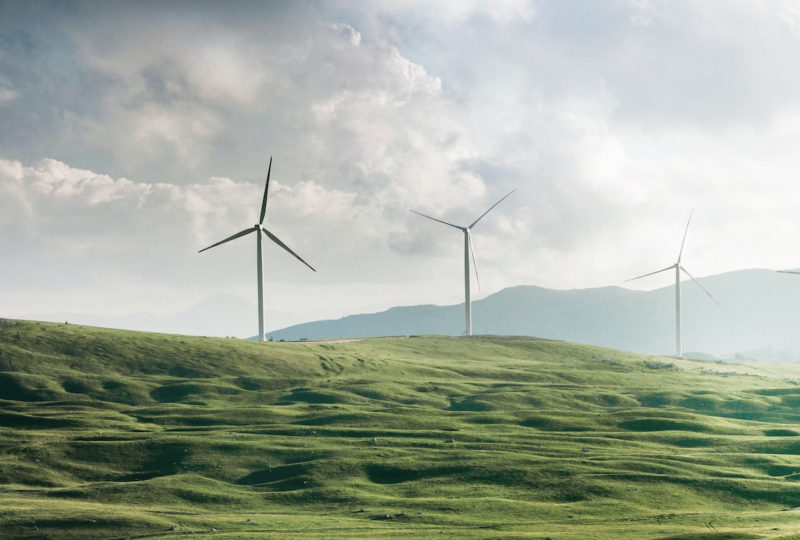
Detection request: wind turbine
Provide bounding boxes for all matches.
[626,210,717,358]
[411,190,515,337]
[198,157,315,342]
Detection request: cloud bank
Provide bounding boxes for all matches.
[3,1,800,333]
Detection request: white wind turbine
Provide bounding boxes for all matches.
[626,211,717,358]
[198,157,315,342]
[411,190,515,336]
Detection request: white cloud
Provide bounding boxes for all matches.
[328,22,362,46]
[371,0,536,25]
[0,87,16,103]
[74,17,269,107]
[6,1,800,333]
[52,4,489,220]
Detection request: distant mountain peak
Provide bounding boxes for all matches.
[267,268,800,360]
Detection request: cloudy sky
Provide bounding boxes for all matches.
[3,0,800,335]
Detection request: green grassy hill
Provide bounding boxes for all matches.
[3,320,800,538]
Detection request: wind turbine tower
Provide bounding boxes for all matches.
[626,211,717,357]
[412,190,515,336]
[198,157,316,341]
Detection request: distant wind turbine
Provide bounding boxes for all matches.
[411,190,515,337]
[198,157,315,342]
[626,210,718,358]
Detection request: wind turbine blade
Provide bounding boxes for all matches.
[261,228,316,272]
[198,227,256,253]
[259,156,272,225]
[469,189,516,229]
[468,233,481,291]
[680,265,719,305]
[624,264,676,282]
[410,210,464,230]
[677,209,693,263]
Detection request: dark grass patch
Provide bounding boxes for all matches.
[0,372,65,402]
[749,440,800,455]
[237,463,313,486]
[660,435,717,448]
[0,411,81,429]
[447,397,495,412]
[521,416,593,431]
[657,534,762,540]
[764,428,799,437]
[292,413,369,426]
[618,418,711,432]
[365,464,470,484]
[3,516,158,533]
[63,440,191,480]
[234,376,304,391]
[279,389,347,404]
[466,415,508,425]
[150,382,241,403]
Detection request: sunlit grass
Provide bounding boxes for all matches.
[2,320,800,538]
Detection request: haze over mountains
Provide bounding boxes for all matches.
[267,269,800,360]
[21,293,291,339]
[15,269,800,360]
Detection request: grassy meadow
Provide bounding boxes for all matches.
[2,320,800,538]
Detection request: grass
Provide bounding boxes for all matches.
[3,320,800,538]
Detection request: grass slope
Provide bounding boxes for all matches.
[2,320,800,538]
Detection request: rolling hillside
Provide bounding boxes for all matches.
[3,320,800,538]
[268,268,800,358]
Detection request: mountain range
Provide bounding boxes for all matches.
[266,268,800,360]
[15,269,800,360]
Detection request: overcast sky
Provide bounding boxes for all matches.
[3,0,800,333]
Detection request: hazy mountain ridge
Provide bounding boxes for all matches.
[20,293,289,338]
[268,269,800,358]
[13,268,800,359]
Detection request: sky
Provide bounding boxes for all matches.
[3,0,800,336]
